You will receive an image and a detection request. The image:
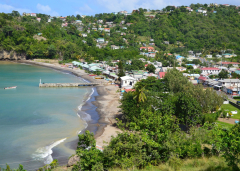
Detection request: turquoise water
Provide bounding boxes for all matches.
[0,62,91,170]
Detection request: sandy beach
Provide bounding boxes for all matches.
[17,60,122,149]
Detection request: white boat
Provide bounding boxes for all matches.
[4,86,17,89]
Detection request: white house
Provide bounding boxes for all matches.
[97,19,103,23]
[201,67,220,75]
[120,76,137,88]
[206,55,212,58]
[218,79,240,87]
[82,33,87,37]
[30,13,37,17]
[111,45,120,50]
[97,38,104,43]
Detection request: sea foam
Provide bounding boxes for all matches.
[32,138,67,164]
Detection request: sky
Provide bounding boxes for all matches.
[0,0,239,16]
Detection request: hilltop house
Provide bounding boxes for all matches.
[111,45,120,50]
[97,19,103,23]
[97,38,104,43]
[220,62,240,67]
[30,13,37,17]
[60,17,66,21]
[104,28,110,32]
[206,55,212,58]
[164,41,169,44]
[82,33,87,37]
[126,23,133,26]
[222,53,233,58]
[75,20,82,24]
[147,47,155,52]
[140,47,147,51]
[62,23,68,27]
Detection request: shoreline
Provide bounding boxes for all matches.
[16,60,122,163]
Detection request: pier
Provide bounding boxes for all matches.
[39,83,100,87]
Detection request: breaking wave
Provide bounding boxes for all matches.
[32,138,67,164]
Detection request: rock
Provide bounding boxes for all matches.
[0,50,26,60]
[67,155,80,167]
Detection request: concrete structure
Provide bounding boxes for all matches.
[218,79,240,87]
[201,67,221,75]
[120,76,137,88]
[97,38,105,43]
[39,83,100,87]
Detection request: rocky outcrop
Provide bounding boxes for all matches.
[67,155,80,167]
[0,50,26,60]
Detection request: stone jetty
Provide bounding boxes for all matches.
[39,83,100,87]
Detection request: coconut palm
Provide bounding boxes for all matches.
[133,85,147,103]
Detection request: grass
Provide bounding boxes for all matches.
[109,156,235,171]
[221,104,240,119]
[216,121,233,129]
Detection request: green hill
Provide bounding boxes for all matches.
[0,4,240,62]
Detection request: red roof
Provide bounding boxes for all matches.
[201,67,220,70]
[125,89,135,92]
[104,28,110,30]
[140,47,147,49]
[199,76,207,81]
[222,62,240,65]
[147,47,154,50]
[158,72,166,79]
[145,64,148,67]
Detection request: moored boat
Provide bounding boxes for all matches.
[4,86,17,89]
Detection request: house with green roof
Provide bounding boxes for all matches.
[89,66,103,72]
[97,38,105,43]
[222,53,233,58]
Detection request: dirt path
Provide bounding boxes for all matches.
[218,118,238,124]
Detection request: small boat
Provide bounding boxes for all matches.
[4,86,17,89]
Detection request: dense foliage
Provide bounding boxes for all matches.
[70,69,239,171]
[1,4,240,63]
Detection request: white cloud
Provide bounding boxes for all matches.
[0,3,31,14]
[37,3,51,13]
[75,4,94,15]
[36,3,59,16]
[96,0,180,12]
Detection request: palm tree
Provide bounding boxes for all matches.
[133,85,147,103]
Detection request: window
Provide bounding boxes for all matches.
[125,81,127,84]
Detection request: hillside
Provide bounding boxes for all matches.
[0,4,240,63]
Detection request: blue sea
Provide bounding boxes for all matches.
[0,61,92,170]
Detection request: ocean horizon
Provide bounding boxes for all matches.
[0,61,92,170]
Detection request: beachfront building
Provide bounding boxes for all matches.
[201,67,220,75]
[120,76,137,89]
